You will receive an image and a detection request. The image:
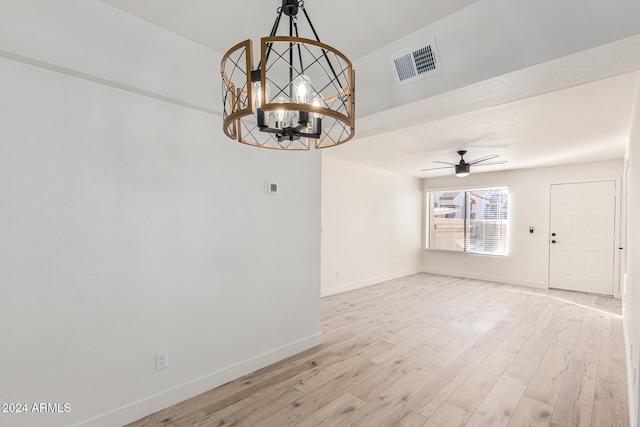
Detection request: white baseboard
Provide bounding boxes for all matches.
[74,333,323,427]
[321,268,422,297]
[420,267,548,290]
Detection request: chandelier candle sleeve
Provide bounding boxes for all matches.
[220,0,355,150]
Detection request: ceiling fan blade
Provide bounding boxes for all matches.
[471,161,507,167]
[468,154,499,165]
[421,165,454,171]
[432,160,457,166]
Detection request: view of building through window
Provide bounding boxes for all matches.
[427,188,509,255]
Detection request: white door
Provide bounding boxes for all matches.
[549,181,616,295]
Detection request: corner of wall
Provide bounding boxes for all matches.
[622,70,640,427]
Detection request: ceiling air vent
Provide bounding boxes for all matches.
[390,37,441,86]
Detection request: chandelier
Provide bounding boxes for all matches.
[221,0,355,150]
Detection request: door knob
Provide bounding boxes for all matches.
[551,233,556,237]
[551,240,557,244]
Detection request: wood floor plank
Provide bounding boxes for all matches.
[332,388,407,426]
[379,406,427,427]
[500,306,552,354]
[406,350,487,418]
[348,347,430,402]
[506,396,553,427]
[368,331,440,367]
[469,320,518,356]
[447,348,517,413]
[502,307,558,382]
[598,316,627,383]
[125,274,628,427]
[204,382,303,427]
[336,360,440,427]
[294,392,367,427]
[464,375,528,427]
[341,337,396,362]
[591,377,630,427]
[423,328,486,371]
[423,401,470,427]
[550,323,601,426]
[290,355,370,394]
[592,316,629,427]
[258,361,382,427]
[549,360,593,426]
[524,315,582,406]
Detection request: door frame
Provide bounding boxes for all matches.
[546,178,622,298]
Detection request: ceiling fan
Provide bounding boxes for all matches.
[421,150,507,177]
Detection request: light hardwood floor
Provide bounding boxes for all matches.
[126,274,629,427]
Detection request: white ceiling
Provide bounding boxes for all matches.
[97,0,480,60]
[98,0,640,178]
[333,70,638,177]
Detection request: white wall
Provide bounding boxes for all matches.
[321,156,423,296]
[423,160,623,291]
[623,74,640,427]
[0,2,321,427]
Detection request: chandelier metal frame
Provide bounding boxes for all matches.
[221,0,356,150]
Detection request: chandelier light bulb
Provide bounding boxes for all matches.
[275,96,291,126]
[275,97,286,123]
[292,74,312,104]
[253,80,270,111]
[311,93,324,119]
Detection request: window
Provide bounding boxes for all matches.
[427,187,509,255]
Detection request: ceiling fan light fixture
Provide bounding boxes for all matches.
[455,163,470,177]
[220,0,355,150]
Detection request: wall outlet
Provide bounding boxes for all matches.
[156,351,169,370]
